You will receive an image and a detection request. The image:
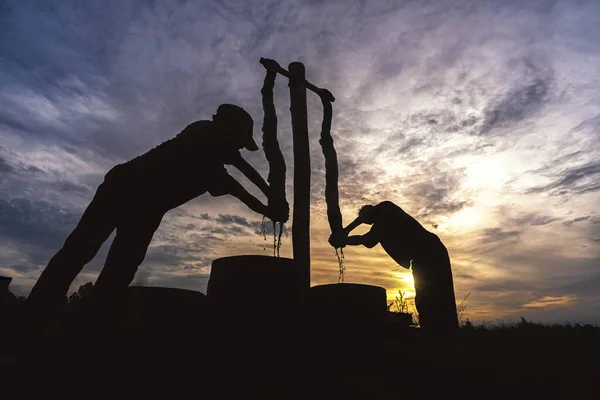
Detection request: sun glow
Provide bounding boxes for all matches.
[390,272,416,298]
[445,205,485,230]
[460,155,512,190]
[403,273,415,288]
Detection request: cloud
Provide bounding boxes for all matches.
[1,0,600,324]
[131,268,152,286]
[398,161,471,225]
[527,162,600,196]
[558,270,600,298]
[473,280,536,294]
[563,216,591,227]
[523,295,577,309]
[480,77,551,135]
[0,156,15,174]
[511,213,558,227]
[0,197,79,251]
[215,214,252,227]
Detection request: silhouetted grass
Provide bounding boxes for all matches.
[459,316,599,336]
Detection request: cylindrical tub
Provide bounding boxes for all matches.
[207,255,300,334]
[126,286,208,335]
[300,283,388,335]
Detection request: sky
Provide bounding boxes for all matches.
[1,0,600,324]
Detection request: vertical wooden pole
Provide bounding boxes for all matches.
[289,62,310,289]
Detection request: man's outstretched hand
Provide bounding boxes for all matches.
[328,230,348,249]
[266,199,289,224]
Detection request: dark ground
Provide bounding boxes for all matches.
[2,321,599,400]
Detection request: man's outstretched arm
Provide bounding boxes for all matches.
[223,178,268,216]
[342,217,363,235]
[222,177,288,222]
[329,216,364,248]
[331,222,379,249]
[229,154,270,199]
[346,233,379,248]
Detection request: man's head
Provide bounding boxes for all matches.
[212,104,259,151]
[358,205,376,224]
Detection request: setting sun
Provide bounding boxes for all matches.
[403,272,415,288]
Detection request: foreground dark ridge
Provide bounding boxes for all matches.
[2,320,599,399]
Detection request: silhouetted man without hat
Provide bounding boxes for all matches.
[25,104,288,331]
[329,201,458,335]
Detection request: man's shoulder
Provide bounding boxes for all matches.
[126,120,217,167]
[186,119,212,129]
[376,200,397,209]
[374,201,401,215]
[374,201,424,229]
[174,120,223,153]
[178,120,213,138]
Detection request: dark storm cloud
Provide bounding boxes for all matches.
[215,214,252,227]
[167,211,286,237]
[0,156,15,174]
[138,210,285,281]
[558,267,600,297]
[396,160,471,225]
[202,225,246,236]
[473,280,536,294]
[193,213,213,221]
[587,218,600,244]
[0,197,79,250]
[144,244,211,270]
[563,216,591,227]
[511,213,558,227]
[55,180,91,195]
[0,197,92,278]
[394,137,426,156]
[0,1,126,85]
[521,114,600,197]
[0,1,194,167]
[453,272,476,280]
[480,77,551,135]
[3,264,32,274]
[527,162,600,196]
[478,227,522,245]
[252,220,289,237]
[461,210,570,262]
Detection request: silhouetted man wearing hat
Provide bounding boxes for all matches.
[329,201,458,335]
[25,104,288,328]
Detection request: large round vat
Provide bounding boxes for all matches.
[301,283,388,334]
[207,255,300,333]
[125,286,207,335]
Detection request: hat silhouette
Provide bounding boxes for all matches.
[215,104,258,151]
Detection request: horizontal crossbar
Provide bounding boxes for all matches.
[260,58,336,103]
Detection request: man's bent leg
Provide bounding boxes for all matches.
[430,246,459,333]
[413,258,459,337]
[26,183,118,326]
[12,191,119,342]
[412,266,434,332]
[91,212,164,326]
